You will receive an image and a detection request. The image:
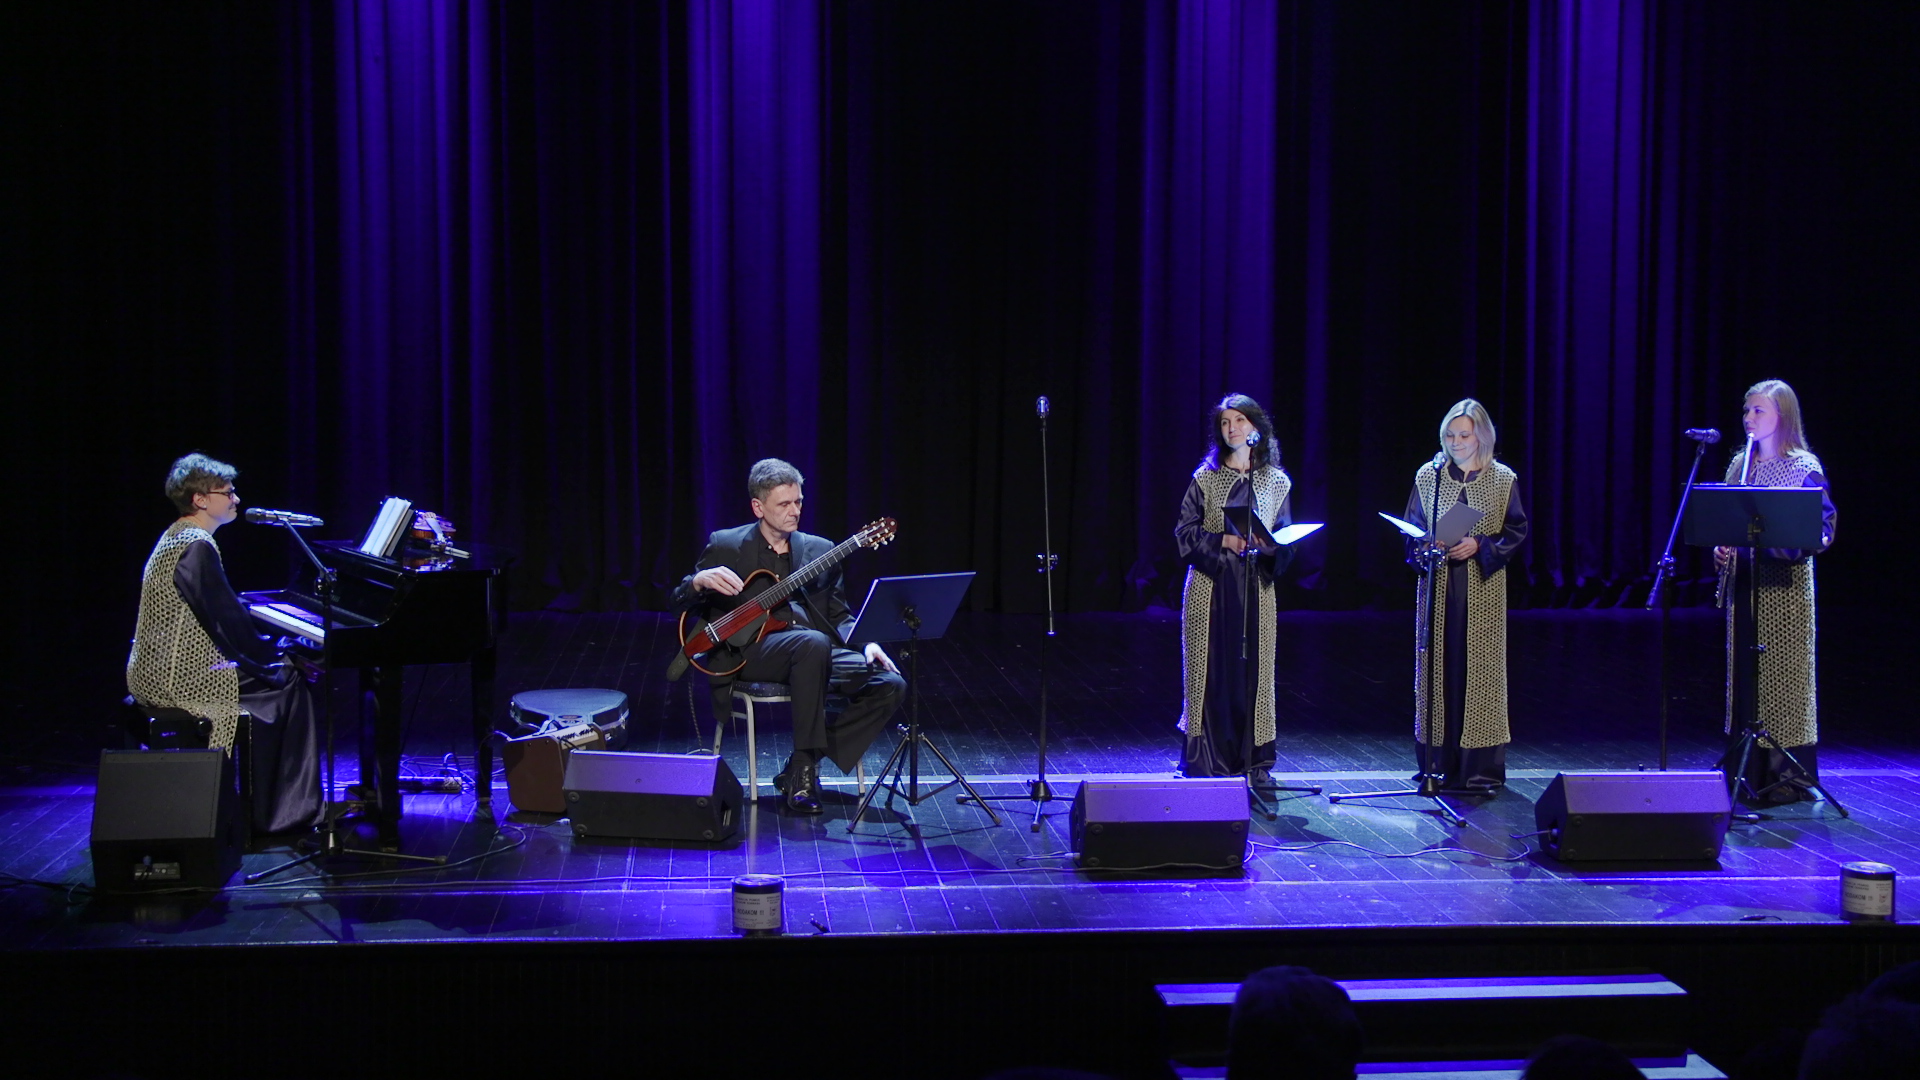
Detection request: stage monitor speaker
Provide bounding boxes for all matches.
[90,749,241,890]
[563,751,741,842]
[1533,770,1731,861]
[1070,777,1248,870]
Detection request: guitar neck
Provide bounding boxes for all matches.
[707,534,863,640]
[759,535,863,606]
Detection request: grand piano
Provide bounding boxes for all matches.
[244,540,511,841]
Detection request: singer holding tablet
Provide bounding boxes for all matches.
[1174,394,1296,780]
[1713,379,1836,803]
[1403,399,1528,795]
[126,453,322,833]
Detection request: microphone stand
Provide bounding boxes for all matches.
[1233,479,1320,821]
[1645,434,1714,770]
[1328,457,1465,827]
[249,523,438,882]
[963,396,1073,831]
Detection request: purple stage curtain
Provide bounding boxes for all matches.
[11,1,1917,709]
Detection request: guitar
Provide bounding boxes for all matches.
[665,517,898,680]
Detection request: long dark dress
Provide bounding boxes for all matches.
[1176,465,1295,777]
[1403,460,1528,791]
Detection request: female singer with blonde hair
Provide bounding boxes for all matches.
[1715,379,1836,804]
[1403,399,1528,794]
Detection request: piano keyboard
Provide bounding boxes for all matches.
[249,602,327,643]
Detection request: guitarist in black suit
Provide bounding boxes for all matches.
[671,458,904,814]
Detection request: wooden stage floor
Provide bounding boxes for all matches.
[4,607,1916,1077]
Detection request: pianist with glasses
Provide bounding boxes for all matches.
[126,453,323,834]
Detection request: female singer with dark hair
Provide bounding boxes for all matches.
[1403,399,1528,795]
[1714,379,1836,804]
[126,453,322,833]
[1175,393,1296,779]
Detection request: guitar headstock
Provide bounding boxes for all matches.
[857,517,898,549]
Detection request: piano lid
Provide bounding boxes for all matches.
[318,539,516,576]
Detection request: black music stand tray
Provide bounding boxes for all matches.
[1685,484,1845,815]
[846,573,1001,833]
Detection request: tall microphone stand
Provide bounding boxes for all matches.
[1328,458,1465,827]
[1645,431,1716,770]
[1230,479,1321,821]
[963,395,1074,831]
[250,521,438,881]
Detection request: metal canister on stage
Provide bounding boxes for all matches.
[732,874,785,936]
[1840,861,1896,922]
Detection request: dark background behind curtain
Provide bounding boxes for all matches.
[6,1,1914,717]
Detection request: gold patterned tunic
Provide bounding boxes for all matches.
[1405,459,1527,782]
[1175,463,1294,776]
[1722,449,1835,749]
[127,522,244,750]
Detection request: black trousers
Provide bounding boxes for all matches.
[713,628,905,774]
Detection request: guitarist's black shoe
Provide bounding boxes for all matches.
[772,759,823,815]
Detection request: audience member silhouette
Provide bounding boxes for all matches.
[1226,965,1364,1080]
[1797,961,1920,1079]
[1519,1034,1644,1079]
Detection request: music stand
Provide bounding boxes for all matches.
[1685,484,1846,815]
[845,573,1001,832]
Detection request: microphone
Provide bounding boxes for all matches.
[246,508,325,528]
[1036,395,1050,418]
[1245,430,1261,446]
[1684,428,1722,444]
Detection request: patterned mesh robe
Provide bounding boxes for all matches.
[1411,460,1521,749]
[127,521,243,750]
[1177,464,1292,751]
[1722,449,1834,748]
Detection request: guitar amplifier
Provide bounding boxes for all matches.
[503,722,605,814]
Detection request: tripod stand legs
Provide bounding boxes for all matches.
[1247,769,1322,822]
[1723,728,1849,818]
[1326,773,1469,827]
[848,724,1003,832]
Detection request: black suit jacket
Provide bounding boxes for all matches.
[671,522,855,647]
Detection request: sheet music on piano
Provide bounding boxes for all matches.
[359,496,413,558]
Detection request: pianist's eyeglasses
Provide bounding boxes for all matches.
[207,489,238,500]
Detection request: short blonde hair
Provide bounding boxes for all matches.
[1744,379,1813,456]
[1438,399,1497,471]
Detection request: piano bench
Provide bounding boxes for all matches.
[122,697,256,751]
